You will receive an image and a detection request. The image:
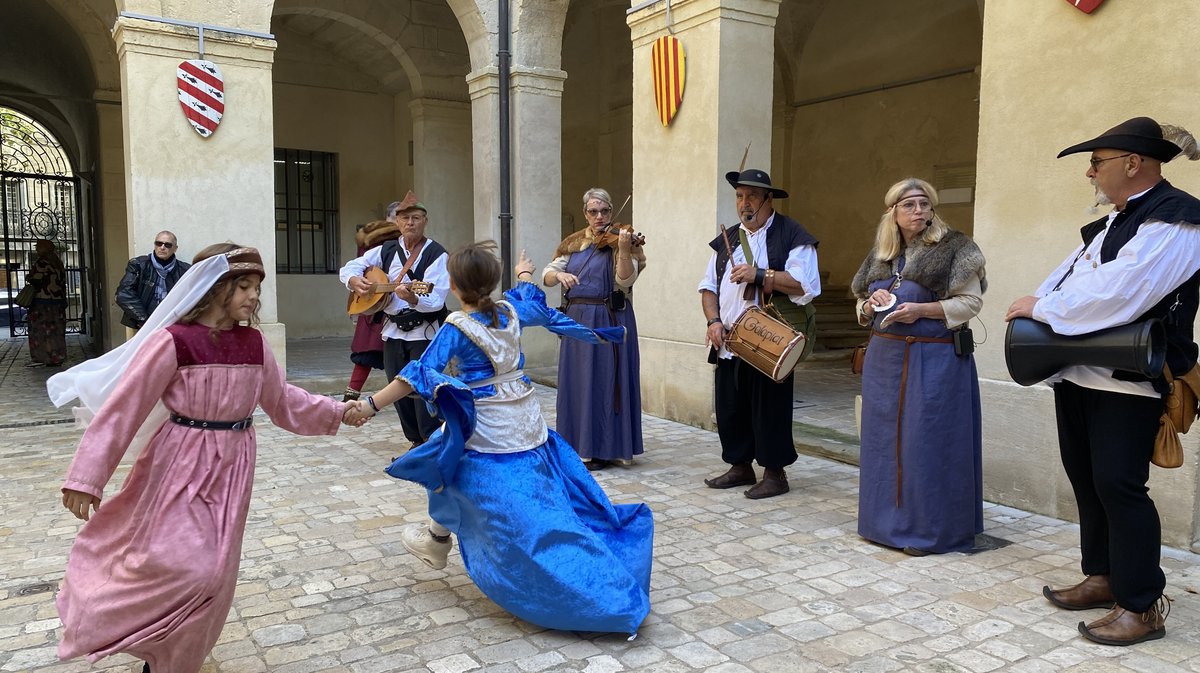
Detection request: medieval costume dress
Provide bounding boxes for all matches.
[851,229,986,553]
[543,226,645,465]
[386,282,653,635]
[25,244,68,366]
[48,254,344,673]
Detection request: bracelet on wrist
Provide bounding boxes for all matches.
[517,272,533,280]
[366,395,380,413]
[706,316,722,327]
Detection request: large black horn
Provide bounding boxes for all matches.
[1004,318,1165,386]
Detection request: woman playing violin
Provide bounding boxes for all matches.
[542,188,646,470]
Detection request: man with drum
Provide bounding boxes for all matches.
[1006,117,1200,645]
[698,168,821,499]
[341,190,450,449]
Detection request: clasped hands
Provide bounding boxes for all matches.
[341,400,374,427]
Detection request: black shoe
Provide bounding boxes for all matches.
[902,546,934,557]
[704,463,756,489]
[584,459,606,471]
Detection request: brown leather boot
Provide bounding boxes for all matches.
[704,463,756,489]
[744,468,789,499]
[1078,596,1169,646]
[1042,575,1115,610]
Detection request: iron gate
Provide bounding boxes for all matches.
[1,108,87,337]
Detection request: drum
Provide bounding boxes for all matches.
[725,306,807,382]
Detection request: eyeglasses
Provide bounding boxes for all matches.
[894,199,932,213]
[154,241,175,249]
[585,208,612,217]
[1089,153,1133,170]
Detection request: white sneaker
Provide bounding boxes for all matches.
[401,523,452,570]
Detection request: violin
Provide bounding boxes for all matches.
[593,223,646,249]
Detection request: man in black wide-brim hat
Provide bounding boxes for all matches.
[698,168,821,499]
[1006,117,1200,646]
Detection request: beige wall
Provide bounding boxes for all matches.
[561,0,634,239]
[773,0,981,290]
[784,73,979,289]
[271,82,405,338]
[975,0,1200,548]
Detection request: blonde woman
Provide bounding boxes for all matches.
[850,178,986,555]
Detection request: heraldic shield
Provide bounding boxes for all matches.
[1065,0,1104,13]
[651,35,685,127]
[177,59,225,138]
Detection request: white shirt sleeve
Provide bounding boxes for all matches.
[541,254,570,282]
[698,252,719,295]
[1034,220,1200,334]
[783,244,821,305]
[338,246,383,290]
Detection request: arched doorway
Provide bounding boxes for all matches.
[0,106,86,337]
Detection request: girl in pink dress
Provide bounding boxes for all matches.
[49,244,363,673]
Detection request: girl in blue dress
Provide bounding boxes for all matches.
[356,241,653,636]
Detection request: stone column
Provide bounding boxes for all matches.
[466,67,501,242]
[627,0,782,427]
[111,17,285,358]
[94,89,128,351]
[410,98,474,252]
[510,65,568,365]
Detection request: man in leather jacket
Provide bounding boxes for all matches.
[115,231,191,330]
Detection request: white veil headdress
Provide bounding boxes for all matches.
[47,254,232,435]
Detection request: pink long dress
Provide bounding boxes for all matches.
[56,323,343,673]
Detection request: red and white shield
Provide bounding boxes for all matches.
[1065,0,1104,14]
[176,59,225,138]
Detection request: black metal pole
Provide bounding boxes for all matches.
[498,0,513,289]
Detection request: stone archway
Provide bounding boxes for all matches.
[0,106,87,336]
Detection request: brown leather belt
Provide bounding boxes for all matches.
[870,330,954,506]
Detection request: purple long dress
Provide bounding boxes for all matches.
[556,246,643,462]
[858,275,983,553]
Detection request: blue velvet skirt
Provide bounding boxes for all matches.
[387,362,653,635]
[426,431,652,634]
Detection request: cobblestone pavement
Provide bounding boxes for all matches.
[3,336,1200,673]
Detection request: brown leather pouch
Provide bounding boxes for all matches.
[850,342,868,375]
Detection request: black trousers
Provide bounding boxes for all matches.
[714,357,797,470]
[1054,380,1165,612]
[383,338,440,444]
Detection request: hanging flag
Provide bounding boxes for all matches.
[176,59,225,138]
[1065,0,1104,13]
[651,35,685,127]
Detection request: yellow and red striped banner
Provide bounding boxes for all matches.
[651,35,686,127]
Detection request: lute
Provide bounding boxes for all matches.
[347,265,433,316]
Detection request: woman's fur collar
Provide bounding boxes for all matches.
[851,229,986,299]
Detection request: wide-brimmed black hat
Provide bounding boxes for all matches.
[1057,116,1182,162]
[725,168,788,199]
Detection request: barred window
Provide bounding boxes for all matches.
[274,148,339,274]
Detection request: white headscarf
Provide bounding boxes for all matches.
[47,254,231,420]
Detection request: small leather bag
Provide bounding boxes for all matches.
[1153,363,1200,468]
[850,341,868,375]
